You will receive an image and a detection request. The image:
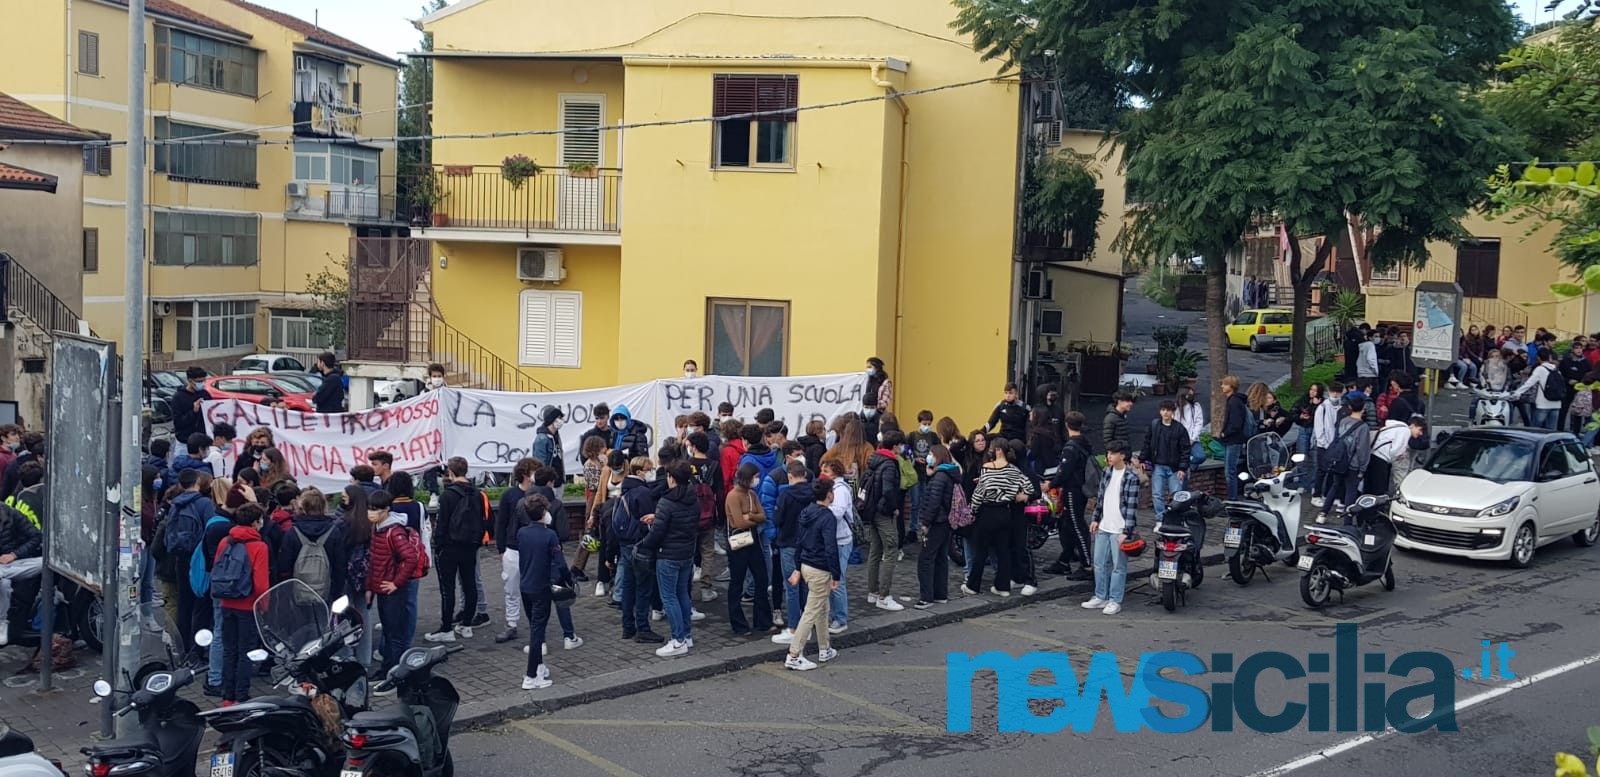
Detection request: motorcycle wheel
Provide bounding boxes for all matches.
[1027,525,1049,550]
[1228,526,1258,585]
[74,592,103,652]
[1191,559,1204,588]
[1160,581,1178,612]
[1300,560,1334,608]
[1381,562,1396,591]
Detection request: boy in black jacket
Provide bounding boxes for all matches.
[1146,400,1191,526]
[427,458,486,643]
[516,493,567,690]
[986,384,1030,441]
[1046,412,1095,581]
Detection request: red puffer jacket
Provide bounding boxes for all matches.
[366,518,422,595]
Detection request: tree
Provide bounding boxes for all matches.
[397,0,448,178]
[955,0,1516,399]
[305,265,349,350]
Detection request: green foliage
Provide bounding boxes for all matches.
[305,266,348,349]
[1151,325,1189,351]
[1023,149,1104,249]
[1141,270,1179,308]
[501,154,541,189]
[1329,292,1367,331]
[397,0,448,176]
[1273,361,1343,405]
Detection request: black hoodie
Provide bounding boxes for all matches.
[638,484,699,562]
[313,368,346,413]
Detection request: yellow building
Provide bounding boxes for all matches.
[405,0,1127,424]
[4,0,399,373]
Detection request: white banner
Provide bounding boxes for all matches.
[204,372,867,490]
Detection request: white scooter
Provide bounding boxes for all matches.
[1223,433,1306,585]
[1471,387,1514,427]
[0,725,65,777]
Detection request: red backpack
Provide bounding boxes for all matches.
[948,484,975,531]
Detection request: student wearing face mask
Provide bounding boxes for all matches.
[864,357,893,412]
[683,360,699,380]
[426,363,447,391]
[860,397,882,446]
[531,407,567,483]
[608,406,653,461]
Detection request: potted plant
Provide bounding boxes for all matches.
[567,161,598,179]
[410,170,451,227]
[501,154,541,190]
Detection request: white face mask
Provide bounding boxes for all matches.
[551,419,563,431]
[643,470,657,482]
[865,368,875,377]
[428,377,444,389]
[685,370,697,379]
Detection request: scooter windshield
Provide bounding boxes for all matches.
[253,579,332,660]
[1245,432,1289,479]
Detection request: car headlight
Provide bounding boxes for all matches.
[1394,494,1409,509]
[1479,496,1520,518]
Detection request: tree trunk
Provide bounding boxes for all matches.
[1285,228,1337,389]
[1205,251,1230,436]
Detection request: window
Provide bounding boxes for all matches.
[155,118,258,186]
[1040,308,1064,337]
[154,27,258,97]
[83,144,111,175]
[712,74,797,169]
[175,300,256,353]
[706,299,789,376]
[1370,264,1400,283]
[78,31,99,75]
[1231,311,1257,326]
[1262,312,1292,326]
[518,290,582,368]
[152,211,259,266]
[83,228,98,273]
[269,310,332,351]
[558,96,603,166]
[1457,240,1501,299]
[293,142,379,184]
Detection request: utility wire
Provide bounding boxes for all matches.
[162,99,434,144]
[2,72,1021,148]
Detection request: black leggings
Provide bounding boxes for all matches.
[918,522,952,602]
[966,518,1014,593]
[435,545,479,630]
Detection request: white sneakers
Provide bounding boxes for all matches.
[690,609,707,622]
[521,666,551,690]
[522,643,549,655]
[827,623,847,635]
[990,587,1011,598]
[455,625,473,639]
[866,593,879,604]
[1311,496,1326,508]
[0,620,7,646]
[424,626,468,643]
[693,566,703,582]
[817,647,838,663]
[564,636,584,650]
[771,629,794,644]
[651,610,664,622]
[785,654,817,671]
[655,639,689,657]
[701,589,718,603]
[594,582,608,597]
[1103,602,1123,615]
[1020,585,1038,597]
[875,596,905,612]
[959,584,979,596]
[1082,597,1108,609]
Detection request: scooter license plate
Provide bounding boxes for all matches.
[341,771,365,777]
[1158,560,1179,580]
[1297,555,1314,571]
[1224,527,1242,547]
[211,753,235,777]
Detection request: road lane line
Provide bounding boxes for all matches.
[1246,649,1600,777]
[529,718,913,734]
[755,664,937,732]
[509,720,646,777]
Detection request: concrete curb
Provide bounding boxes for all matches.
[451,549,1230,731]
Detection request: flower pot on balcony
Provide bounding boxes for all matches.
[431,212,451,228]
[567,163,599,179]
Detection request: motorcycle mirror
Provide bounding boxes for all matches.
[194,629,214,648]
[247,649,270,663]
[1291,453,1306,463]
[93,680,112,698]
[331,595,352,615]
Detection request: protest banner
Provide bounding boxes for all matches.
[438,381,656,474]
[202,393,444,493]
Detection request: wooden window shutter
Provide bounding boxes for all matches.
[79,31,100,75]
[83,228,99,272]
[97,145,112,175]
[519,290,552,366]
[713,75,797,121]
[550,292,582,368]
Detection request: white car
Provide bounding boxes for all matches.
[1393,428,1600,567]
[374,378,423,405]
[233,353,308,374]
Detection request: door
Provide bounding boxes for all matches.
[1534,443,1589,535]
[1226,311,1258,347]
[557,95,604,230]
[1457,241,1501,300]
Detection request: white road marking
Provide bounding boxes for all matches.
[1247,650,1600,777]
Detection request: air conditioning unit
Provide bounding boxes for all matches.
[152,301,174,317]
[1040,308,1065,337]
[517,247,565,282]
[1024,268,1054,300]
[337,65,353,84]
[286,182,308,198]
[1043,119,1064,147]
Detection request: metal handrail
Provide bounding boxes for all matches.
[406,164,622,236]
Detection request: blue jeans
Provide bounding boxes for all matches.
[908,482,925,536]
[829,544,850,627]
[1092,531,1129,604]
[1189,442,1206,472]
[612,548,627,603]
[377,580,418,675]
[655,558,694,642]
[963,536,976,580]
[1224,443,1244,498]
[618,544,654,635]
[209,598,224,687]
[1533,407,1560,430]
[1151,465,1180,524]
[779,547,805,630]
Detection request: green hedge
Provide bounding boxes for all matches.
[1273,362,1344,403]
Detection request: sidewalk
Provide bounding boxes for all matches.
[0,528,1230,764]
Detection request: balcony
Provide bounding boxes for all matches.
[286,180,403,224]
[404,164,622,244]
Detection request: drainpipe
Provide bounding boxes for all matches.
[871,64,910,398]
[65,0,73,121]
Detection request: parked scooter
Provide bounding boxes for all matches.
[1148,489,1220,611]
[339,645,463,777]
[199,581,369,777]
[1224,433,1306,585]
[81,630,212,777]
[1299,494,1398,607]
[1471,388,1514,427]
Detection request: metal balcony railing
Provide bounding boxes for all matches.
[405,164,622,236]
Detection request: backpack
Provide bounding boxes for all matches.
[163,498,205,556]
[210,539,257,600]
[692,464,717,531]
[1541,365,1567,403]
[188,516,232,596]
[948,483,975,530]
[611,492,644,544]
[151,508,180,584]
[402,526,430,579]
[445,489,488,546]
[292,526,334,599]
[1326,422,1366,475]
[897,456,917,491]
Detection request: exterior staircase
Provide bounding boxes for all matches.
[0,252,97,429]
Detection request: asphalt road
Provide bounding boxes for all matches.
[446,538,1600,777]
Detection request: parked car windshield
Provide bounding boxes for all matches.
[1425,436,1537,483]
[271,375,318,393]
[151,371,184,389]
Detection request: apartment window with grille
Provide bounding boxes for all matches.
[712,74,797,169]
[155,118,258,186]
[706,299,789,376]
[1370,265,1401,283]
[152,211,259,266]
[154,26,259,97]
[82,228,99,273]
[518,290,582,368]
[175,300,257,353]
[270,309,333,351]
[78,31,99,75]
[83,144,111,175]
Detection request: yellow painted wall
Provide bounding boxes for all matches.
[431,241,622,390]
[433,60,624,173]
[1051,270,1122,344]
[1059,129,1128,276]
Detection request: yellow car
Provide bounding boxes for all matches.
[1226,309,1294,352]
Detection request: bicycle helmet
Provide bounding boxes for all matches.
[581,533,601,553]
[1120,529,1146,557]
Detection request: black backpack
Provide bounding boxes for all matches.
[210,539,256,600]
[1541,365,1567,403]
[1326,422,1366,475]
[611,493,643,544]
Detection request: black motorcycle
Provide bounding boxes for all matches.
[340,645,463,777]
[82,629,211,777]
[5,574,103,652]
[1299,495,1398,607]
[1149,490,1218,611]
[199,581,369,777]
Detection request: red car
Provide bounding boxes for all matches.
[204,374,316,411]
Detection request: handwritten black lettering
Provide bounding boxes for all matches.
[448,394,498,428]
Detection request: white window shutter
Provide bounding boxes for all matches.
[550,292,582,368]
[519,290,553,366]
[559,97,603,166]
